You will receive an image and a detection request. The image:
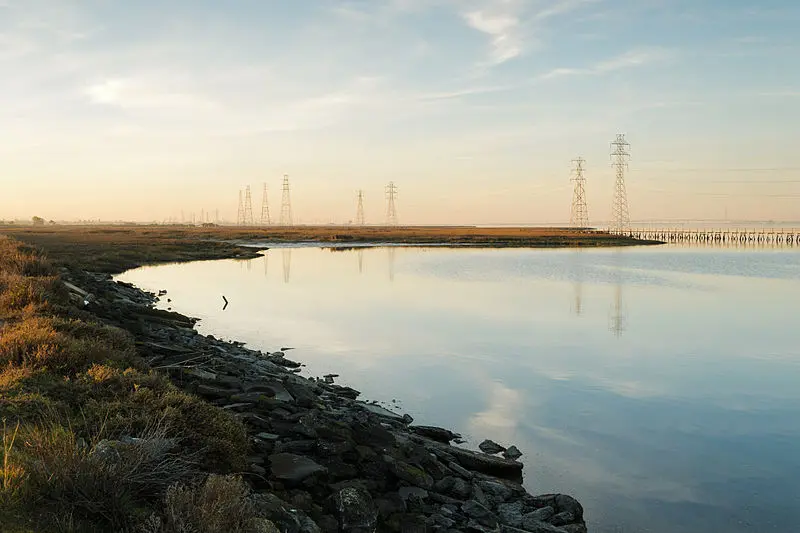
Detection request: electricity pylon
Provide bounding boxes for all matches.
[236,191,244,226]
[570,157,589,228]
[244,185,254,225]
[610,134,631,234]
[356,190,365,225]
[385,182,398,226]
[280,174,293,226]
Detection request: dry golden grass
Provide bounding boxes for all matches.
[0,237,250,532]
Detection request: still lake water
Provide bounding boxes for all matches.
[118,245,800,533]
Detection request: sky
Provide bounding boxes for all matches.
[1,0,799,225]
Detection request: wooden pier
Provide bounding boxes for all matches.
[621,228,800,245]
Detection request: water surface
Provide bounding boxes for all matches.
[118,246,800,533]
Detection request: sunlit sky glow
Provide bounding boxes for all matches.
[1,0,799,224]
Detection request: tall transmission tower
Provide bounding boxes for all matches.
[260,183,271,225]
[280,174,293,226]
[385,182,398,226]
[356,190,365,225]
[237,190,245,226]
[570,157,589,228]
[244,185,255,226]
[610,134,631,234]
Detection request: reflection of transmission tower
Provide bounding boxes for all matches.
[358,249,364,274]
[570,250,585,316]
[610,284,626,337]
[237,190,245,226]
[570,157,589,228]
[244,186,254,225]
[386,182,398,226]
[610,134,631,235]
[260,183,271,225]
[280,175,293,226]
[609,251,627,337]
[356,190,365,225]
[387,247,396,281]
[282,249,292,283]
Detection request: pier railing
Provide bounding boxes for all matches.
[608,228,800,246]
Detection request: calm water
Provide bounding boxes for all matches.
[118,245,800,533]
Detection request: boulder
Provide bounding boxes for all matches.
[503,445,523,460]
[410,426,460,444]
[523,506,555,524]
[462,500,498,528]
[479,439,506,455]
[269,453,327,483]
[332,487,378,533]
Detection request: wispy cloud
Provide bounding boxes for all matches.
[463,8,523,65]
[415,84,515,102]
[461,0,604,69]
[85,77,218,111]
[540,47,674,80]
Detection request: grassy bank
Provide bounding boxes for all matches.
[0,236,260,532]
[3,225,657,274]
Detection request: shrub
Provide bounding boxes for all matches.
[150,474,271,533]
[13,420,198,532]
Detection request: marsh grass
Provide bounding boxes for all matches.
[0,237,250,532]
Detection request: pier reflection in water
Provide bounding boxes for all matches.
[120,245,800,533]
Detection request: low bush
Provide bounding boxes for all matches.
[0,236,252,532]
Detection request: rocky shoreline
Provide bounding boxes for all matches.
[63,267,589,533]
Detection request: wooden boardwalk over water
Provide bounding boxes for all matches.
[622,228,800,245]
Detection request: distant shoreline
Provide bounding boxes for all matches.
[3,224,661,274]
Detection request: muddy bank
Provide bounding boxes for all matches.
[64,267,589,533]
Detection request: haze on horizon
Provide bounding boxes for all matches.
[1,0,799,225]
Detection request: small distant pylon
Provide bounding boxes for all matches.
[237,190,245,226]
[260,183,271,225]
[280,174,293,226]
[244,185,255,225]
[610,134,631,235]
[570,157,589,229]
[356,190,365,225]
[385,182,398,226]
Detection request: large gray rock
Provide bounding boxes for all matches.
[386,457,434,489]
[549,511,577,527]
[503,445,523,460]
[410,425,460,443]
[462,500,498,528]
[523,506,555,524]
[497,501,525,527]
[269,453,327,483]
[333,487,378,533]
[479,439,506,454]
[554,494,584,521]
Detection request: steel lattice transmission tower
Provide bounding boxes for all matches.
[237,190,245,226]
[356,190,365,225]
[260,183,271,225]
[385,182,398,226]
[280,174,293,226]
[610,134,631,234]
[244,185,255,225]
[570,157,589,228]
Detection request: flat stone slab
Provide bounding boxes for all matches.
[269,453,327,483]
[358,402,404,420]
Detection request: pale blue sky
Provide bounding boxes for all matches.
[1,0,799,224]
